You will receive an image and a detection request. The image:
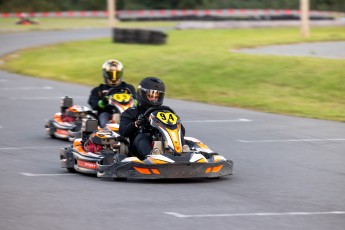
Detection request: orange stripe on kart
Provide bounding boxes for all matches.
[56,129,69,136]
[133,167,151,175]
[77,160,97,170]
[212,165,223,173]
[151,168,160,174]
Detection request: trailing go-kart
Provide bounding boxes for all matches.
[45,96,94,142]
[60,106,233,180]
[46,89,135,141]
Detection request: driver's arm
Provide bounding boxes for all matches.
[119,108,138,138]
[88,87,102,110]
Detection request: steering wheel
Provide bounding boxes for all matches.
[107,87,133,97]
[143,105,176,117]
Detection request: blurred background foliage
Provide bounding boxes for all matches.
[0,0,344,12]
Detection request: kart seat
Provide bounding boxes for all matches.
[112,113,121,124]
[152,141,167,154]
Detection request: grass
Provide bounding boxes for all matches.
[0,22,344,122]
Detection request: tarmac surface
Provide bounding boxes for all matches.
[175,19,345,60]
[234,41,345,59]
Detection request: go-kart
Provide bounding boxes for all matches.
[59,105,233,180]
[96,106,233,179]
[45,96,95,142]
[46,89,135,141]
[60,106,233,179]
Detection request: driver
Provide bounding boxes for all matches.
[88,59,136,127]
[119,77,185,159]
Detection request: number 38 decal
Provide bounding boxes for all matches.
[156,112,178,125]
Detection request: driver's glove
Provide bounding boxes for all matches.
[135,114,148,128]
[98,96,109,109]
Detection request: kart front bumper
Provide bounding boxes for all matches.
[97,160,233,179]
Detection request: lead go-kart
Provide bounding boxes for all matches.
[60,105,234,180]
[45,89,135,141]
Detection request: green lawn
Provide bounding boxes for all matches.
[1,24,344,121]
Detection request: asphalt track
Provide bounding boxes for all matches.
[0,29,345,230]
[235,41,345,59]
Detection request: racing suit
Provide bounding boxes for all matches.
[88,82,136,127]
[119,105,185,159]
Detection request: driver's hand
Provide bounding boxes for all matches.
[101,96,109,105]
[97,96,109,109]
[135,114,148,128]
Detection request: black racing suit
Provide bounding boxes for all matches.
[119,105,185,159]
[88,82,136,127]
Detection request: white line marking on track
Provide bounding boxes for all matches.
[236,138,345,143]
[0,86,53,90]
[184,118,251,123]
[0,79,8,82]
[0,146,64,150]
[164,211,345,218]
[20,172,76,177]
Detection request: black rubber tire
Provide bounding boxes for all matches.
[67,168,76,173]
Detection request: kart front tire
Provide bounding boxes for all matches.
[47,120,56,138]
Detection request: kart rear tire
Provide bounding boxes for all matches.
[67,168,76,173]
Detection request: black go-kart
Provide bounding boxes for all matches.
[60,106,233,180]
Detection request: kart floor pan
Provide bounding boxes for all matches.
[97,160,233,179]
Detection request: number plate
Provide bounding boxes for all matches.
[156,112,178,125]
[112,93,131,103]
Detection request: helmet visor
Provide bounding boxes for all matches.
[139,86,164,104]
[106,70,123,85]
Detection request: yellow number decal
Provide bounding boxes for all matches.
[157,112,178,125]
[113,93,130,102]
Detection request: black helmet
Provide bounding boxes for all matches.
[137,77,165,107]
[102,59,124,86]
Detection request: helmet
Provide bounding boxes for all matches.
[102,59,124,86]
[137,77,165,107]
